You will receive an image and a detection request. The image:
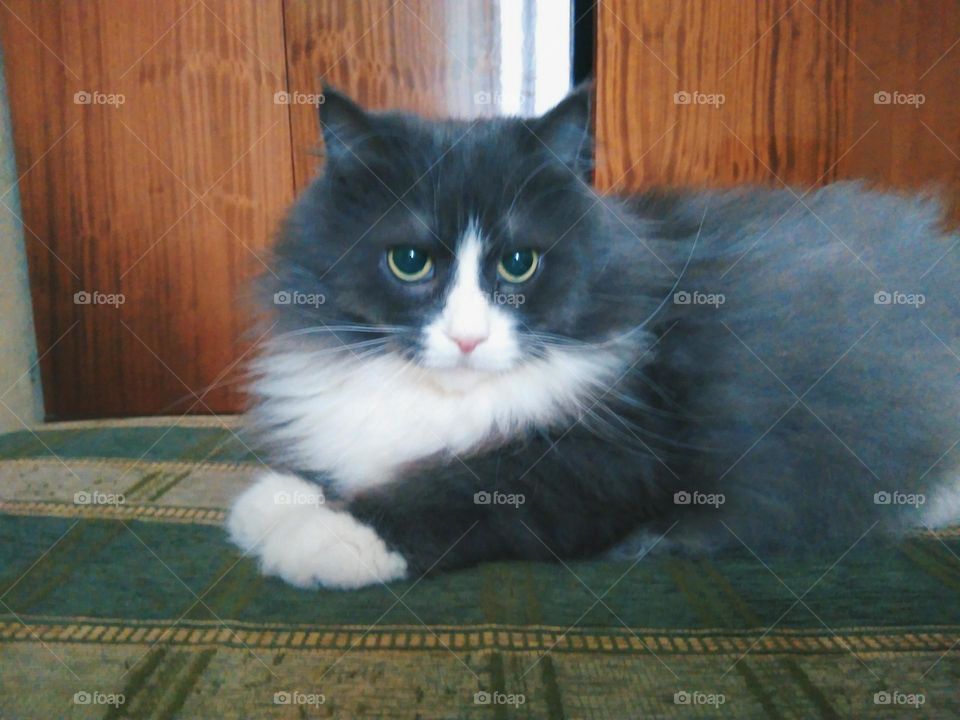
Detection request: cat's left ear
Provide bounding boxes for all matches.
[318,85,382,164]
[528,81,593,177]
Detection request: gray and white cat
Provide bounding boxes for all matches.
[227,85,960,590]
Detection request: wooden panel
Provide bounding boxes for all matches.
[283,0,572,190]
[0,0,295,418]
[596,0,960,218]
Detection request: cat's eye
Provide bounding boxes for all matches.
[387,246,434,282]
[497,249,539,283]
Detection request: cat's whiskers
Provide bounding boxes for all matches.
[595,385,683,420]
[321,337,395,355]
[275,324,406,340]
[567,366,704,452]
[575,391,695,456]
[548,384,669,459]
[266,337,398,365]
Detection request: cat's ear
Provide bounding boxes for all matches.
[529,81,593,176]
[318,85,379,163]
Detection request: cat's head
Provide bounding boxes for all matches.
[267,85,663,379]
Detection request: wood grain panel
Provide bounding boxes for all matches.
[596,0,960,216]
[0,0,294,418]
[283,0,503,190]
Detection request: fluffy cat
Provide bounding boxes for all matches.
[227,85,960,590]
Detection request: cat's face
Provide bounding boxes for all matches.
[269,86,641,377]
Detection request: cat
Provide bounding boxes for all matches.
[226,84,960,590]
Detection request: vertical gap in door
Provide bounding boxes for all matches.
[279,0,298,194]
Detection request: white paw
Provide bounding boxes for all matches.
[226,471,408,590]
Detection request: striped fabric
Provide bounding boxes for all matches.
[1,419,958,718]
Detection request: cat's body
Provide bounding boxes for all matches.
[227,86,960,589]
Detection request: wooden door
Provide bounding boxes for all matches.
[0,0,294,418]
[595,0,960,221]
[1,0,571,419]
[282,0,573,191]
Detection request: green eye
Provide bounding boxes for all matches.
[498,249,539,283]
[387,246,434,282]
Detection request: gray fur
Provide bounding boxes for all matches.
[617,183,960,553]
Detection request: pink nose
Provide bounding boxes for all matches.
[451,336,486,354]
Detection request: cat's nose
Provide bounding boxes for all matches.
[449,335,487,354]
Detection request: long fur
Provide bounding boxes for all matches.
[227,85,960,589]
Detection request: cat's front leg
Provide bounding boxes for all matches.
[345,437,655,579]
[228,430,656,589]
[226,471,408,590]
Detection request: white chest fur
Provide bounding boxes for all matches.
[252,343,629,496]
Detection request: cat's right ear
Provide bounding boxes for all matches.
[318,86,379,163]
[528,81,594,177]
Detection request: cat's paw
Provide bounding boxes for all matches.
[226,471,407,590]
